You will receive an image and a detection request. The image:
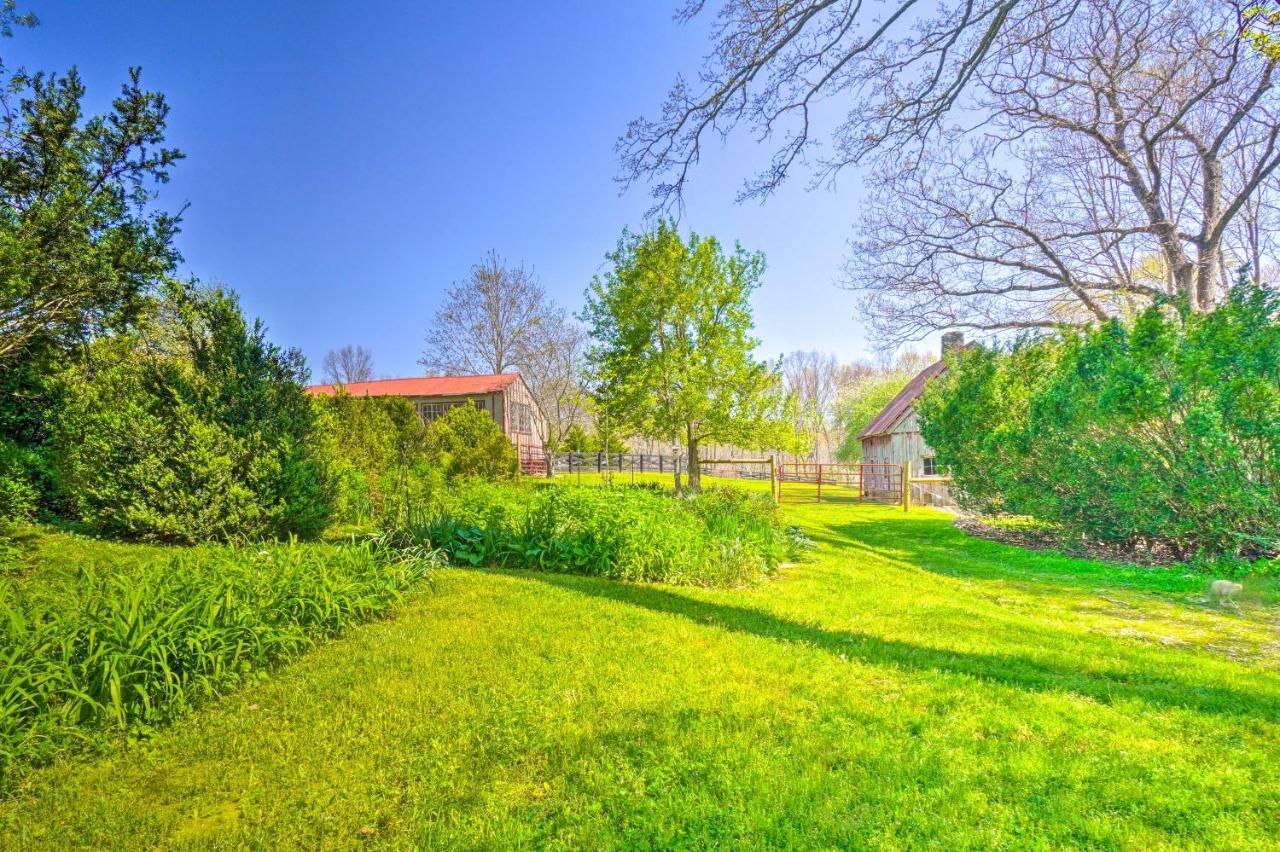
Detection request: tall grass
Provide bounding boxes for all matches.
[406,482,800,587]
[0,536,438,781]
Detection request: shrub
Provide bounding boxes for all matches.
[404,481,792,586]
[424,404,519,481]
[50,284,336,543]
[313,392,429,523]
[918,279,1280,559]
[0,440,37,523]
[0,536,439,780]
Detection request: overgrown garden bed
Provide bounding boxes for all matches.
[399,481,803,587]
[0,533,438,783]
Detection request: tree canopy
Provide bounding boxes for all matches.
[581,221,800,491]
[623,0,1280,343]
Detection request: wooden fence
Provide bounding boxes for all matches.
[523,451,953,510]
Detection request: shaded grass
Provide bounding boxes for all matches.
[2,502,1279,847]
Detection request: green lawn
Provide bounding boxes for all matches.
[4,497,1280,848]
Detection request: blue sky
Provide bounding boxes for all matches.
[10,1,912,377]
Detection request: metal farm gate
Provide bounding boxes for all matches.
[778,462,904,505]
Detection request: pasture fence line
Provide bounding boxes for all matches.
[521,450,954,510]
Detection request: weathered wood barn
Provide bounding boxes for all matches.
[306,373,547,459]
[859,332,965,489]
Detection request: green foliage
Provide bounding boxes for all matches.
[583,221,804,489]
[7,501,1280,847]
[0,26,182,516]
[0,439,36,522]
[834,371,918,461]
[919,280,1280,558]
[406,481,793,586]
[0,62,181,365]
[424,404,519,481]
[313,392,429,523]
[50,283,335,543]
[0,534,438,780]
[558,423,627,454]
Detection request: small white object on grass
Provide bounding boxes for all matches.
[1210,579,1243,604]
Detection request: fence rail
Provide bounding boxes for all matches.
[519,451,955,510]
[778,462,904,504]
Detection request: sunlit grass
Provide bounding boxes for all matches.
[3,500,1279,847]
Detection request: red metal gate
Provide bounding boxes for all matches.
[518,446,548,476]
[778,462,903,504]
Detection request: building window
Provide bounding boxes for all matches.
[416,400,466,423]
[510,401,533,434]
[922,456,937,476]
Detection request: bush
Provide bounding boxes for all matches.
[425,404,519,481]
[0,536,439,780]
[918,279,1280,559]
[313,392,430,523]
[50,284,336,543]
[0,440,37,523]
[404,481,793,586]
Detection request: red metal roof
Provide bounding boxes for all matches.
[306,373,521,398]
[858,360,948,439]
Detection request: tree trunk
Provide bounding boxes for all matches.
[686,429,701,493]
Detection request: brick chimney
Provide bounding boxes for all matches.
[941,331,965,358]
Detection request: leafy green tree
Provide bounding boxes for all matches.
[582,222,801,492]
[0,64,181,364]
[558,423,628,454]
[918,278,1280,558]
[52,283,334,543]
[0,9,182,511]
[424,405,519,481]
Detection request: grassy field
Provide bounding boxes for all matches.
[3,491,1280,847]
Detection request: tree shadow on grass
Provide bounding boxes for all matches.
[516,570,1280,723]
[808,513,1211,597]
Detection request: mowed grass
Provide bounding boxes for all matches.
[4,490,1280,848]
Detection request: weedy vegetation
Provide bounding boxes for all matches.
[405,481,802,587]
[0,533,439,783]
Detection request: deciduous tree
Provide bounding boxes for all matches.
[421,252,588,449]
[582,222,801,491]
[322,344,375,384]
[622,0,1280,343]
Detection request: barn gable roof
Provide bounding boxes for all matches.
[306,373,522,398]
[858,360,948,439]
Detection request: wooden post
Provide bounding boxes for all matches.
[902,460,911,512]
[816,463,823,504]
[770,456,778,504]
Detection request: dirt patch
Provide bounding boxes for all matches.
[953,517,1186,566]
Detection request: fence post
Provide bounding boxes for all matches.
[902,460,912,512]
[816,463,823,504]
[597,452,603,473]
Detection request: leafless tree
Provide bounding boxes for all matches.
[521,311,589,451]
[321,344,375,384]
[421,252,555,375]
[622,0,1280,343]
[781,350,855,460]
[421,251,588,444]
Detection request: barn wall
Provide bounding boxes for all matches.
[500,379,546,457]
[860,405,953,506]
[861,408,936,472]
